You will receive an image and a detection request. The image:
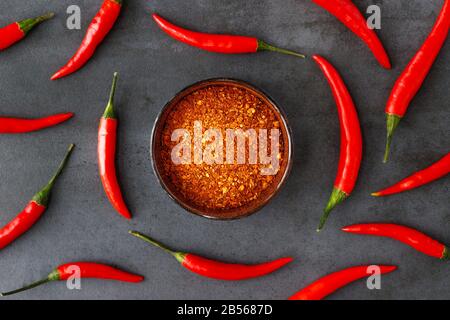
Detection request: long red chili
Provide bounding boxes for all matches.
[0,262,143,296]
[0,12,54,51]
[289,265,397,300]
[383,0,450,162]
[0,144,74,251]
[373,152,450,196]
[130,231,293,281]
[51,0,122,80]
[313,55,363,232]
[98,73,131,219]
[312,0,391,69]
[0,113,73,134]
[152,13,305,58]
[342,223,449,260]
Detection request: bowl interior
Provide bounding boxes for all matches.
[151,79,292,220]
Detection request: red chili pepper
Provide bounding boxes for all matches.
[0,262,143,296]
[0,144,74,251]
[289,265,397,300]
[373,152,450,196]
[313,55,363,232]
[152,13,305,58]
[51,0,122,80]
[383,0,450,162]
[0,12,54,51]
[98,73,131,219]
[342,223,449,260]
[312,0,391,69]
[130,231,293,281]
[0,113,73,134]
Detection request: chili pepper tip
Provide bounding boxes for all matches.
[371,192,381,197]
[384,266,398,272]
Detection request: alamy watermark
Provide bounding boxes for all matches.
[65,265,81,290]
[170,121,281,175]
[63,4,382,31]
[66,5,81,30]
[366,265,383,290]
[367,5,382,30]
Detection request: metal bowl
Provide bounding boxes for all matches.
[151,78,293,220]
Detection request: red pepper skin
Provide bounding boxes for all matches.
[0,13,54,51]
[373,152,450,196]
[289,265,397,300]
[383,0,450,162]
[98,73,131,219]
[152,14,305,58]
[0,23,25,50]
[1,262,143,296]
[51,0,122,80]
[130,231,293,281]
[0,145,74,251]
[312,0,391,69]
[342,224,449,260]
[181,254,293,281]
[313,55,363,232]
[0,113,73,134]
[0,202,45,250]
[56,262,144,282]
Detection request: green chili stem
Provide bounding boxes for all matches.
[1,279,50,297]
[257,40,306,58]
[129,231,186,263]
[102,72,119,119]
[32,144,75,207]
[317,188,348,232]
[19,12,55,34]
[442,247,449,260]
[1,270,60,297]
[383,114,401,163]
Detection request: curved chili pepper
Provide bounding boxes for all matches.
[0,144,74,250]
[313,55,363,232]
[312,0,391,69]
[0,262,143,296]
[98,73,131,219]
[152,13,305,58]
[130,231,293,281]
[289,265,397,300]
[342,223,449,260]
[0,113,73,134]
[0,12,54,51]
[51,0,122,80]
[373,152,450,196]
[383,0,450,162]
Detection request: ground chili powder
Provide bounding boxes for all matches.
[156,82,289,219]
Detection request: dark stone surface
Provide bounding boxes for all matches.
[0,0,448,300]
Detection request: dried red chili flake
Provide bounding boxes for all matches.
[158,84,289,217]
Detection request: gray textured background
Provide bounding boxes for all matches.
[0,0,448,300]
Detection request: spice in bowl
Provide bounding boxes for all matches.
[152,79,292,219]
